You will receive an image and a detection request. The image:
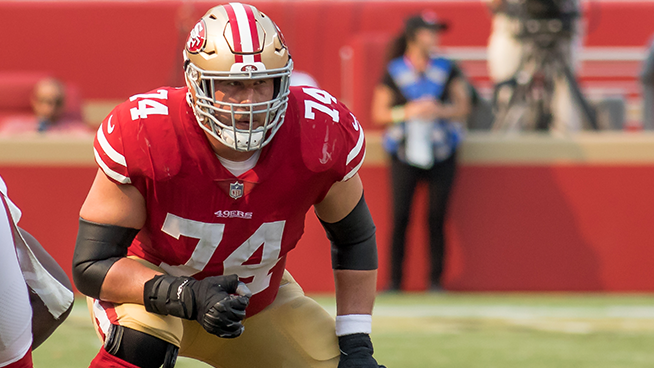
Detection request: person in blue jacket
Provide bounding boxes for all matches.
[371,11,471,292]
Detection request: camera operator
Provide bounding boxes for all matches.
[486,0,583,133]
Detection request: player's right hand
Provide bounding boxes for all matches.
[337,333,386,368]
[143,274,251,338]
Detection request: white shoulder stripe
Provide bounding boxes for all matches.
[343,150,366,182]
[96,122,127,167]
[346,113,365,165]
[94,148,132,184]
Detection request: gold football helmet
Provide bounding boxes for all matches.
[184,3,293,151]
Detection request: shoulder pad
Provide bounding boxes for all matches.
[93,87,184,186]
[290,87,365,180]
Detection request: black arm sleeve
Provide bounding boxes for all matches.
[319,194,378,270]
[72,218,139,298]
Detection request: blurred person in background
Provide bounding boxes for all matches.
[486,0,584,132]
[371,12,471,292]
[72,3,385,368]
[0,77,92,136]
[640,36,654,130]
[0,175,74,368]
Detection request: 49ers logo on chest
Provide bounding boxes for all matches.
[229,181,244,199]
[186,19,207,54]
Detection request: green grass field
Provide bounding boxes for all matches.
[34,293,654,367]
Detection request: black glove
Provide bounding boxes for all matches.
[338,333,386,368]
[143,274,251,338]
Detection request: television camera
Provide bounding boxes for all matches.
[492,0,598,131]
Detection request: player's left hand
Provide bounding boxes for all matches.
[143,274,252,338]
[337,333,386,368]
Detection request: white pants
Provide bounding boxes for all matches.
[487,13,583,133]
[0,194,32,367]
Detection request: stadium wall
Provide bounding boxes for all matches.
[2,134,653,293]
[1,0,654,293]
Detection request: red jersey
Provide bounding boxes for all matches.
[93,86,365,315]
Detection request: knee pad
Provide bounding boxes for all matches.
[104,324,178,368]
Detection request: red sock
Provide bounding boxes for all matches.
[4,348,33,368]
[89,348,140,368]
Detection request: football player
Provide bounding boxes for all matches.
[73,3,385,368]
[0,176,74,368]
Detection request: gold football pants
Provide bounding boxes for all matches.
[88,259,340,368]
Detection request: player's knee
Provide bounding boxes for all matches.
[103,325,178,368]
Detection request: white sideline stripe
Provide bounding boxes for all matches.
[94,148,131,184]
[346,113,364,165]
[370,305,654,319]
[96,122,127,167]
[73,301,654,321]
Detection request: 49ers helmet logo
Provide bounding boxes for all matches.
[186,20,207,54]
[241,65,258,72]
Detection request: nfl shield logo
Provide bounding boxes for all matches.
[229,181,244,199]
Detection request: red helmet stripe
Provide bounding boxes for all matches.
[224,3,244,63]
[242,4,262,62]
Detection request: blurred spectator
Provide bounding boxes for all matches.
[370,11,471,292]
[641,37,654,130]
[0,77,92,136]
[290,70,320,88]
[486,0,583,132]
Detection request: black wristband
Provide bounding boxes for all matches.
[143,275,196,320]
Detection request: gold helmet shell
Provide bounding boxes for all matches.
[184,2,293,151]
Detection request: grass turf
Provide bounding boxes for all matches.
[33,293,654,367]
